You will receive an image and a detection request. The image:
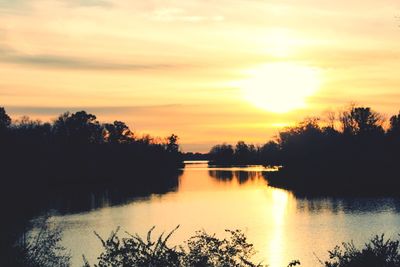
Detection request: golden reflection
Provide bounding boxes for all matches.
[48,164,400,267]
[263,189,289,267]
[271,189,289,225]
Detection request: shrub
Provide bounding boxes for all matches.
[83,226,182,267]
[324,235,400,267]
[83,226,302,267]
[14,216,71,267]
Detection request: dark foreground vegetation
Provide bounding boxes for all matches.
[13,218,400,267]
[0,106,184,266]
[209,105,400,195]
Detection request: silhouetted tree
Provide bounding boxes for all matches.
[12,116,52,140]
[209,105,400,194]
[0,107,183,181]
[53,111,103,144]
[340,107,383,136]
[259,141,280,165]
[234,141,251,164]
[165,134,180,153]
[278,118,322,159]
[209,144,234,165]
[388,112,400,136]
[104,120,134,144]
[0,107,11,129]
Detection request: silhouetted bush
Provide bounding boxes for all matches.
[83,226,182,267]
[13,216,71,267]
[85,228,400,267]
[83,226,301,267]
[324,235,400,267]
[14,221,400,267]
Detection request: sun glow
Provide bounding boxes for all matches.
[239,62,321,113]
[265,28,298,58]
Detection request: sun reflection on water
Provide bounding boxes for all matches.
[47,163,400,267]
[268,189,290,267]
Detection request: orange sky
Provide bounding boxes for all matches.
[1,0,400,152]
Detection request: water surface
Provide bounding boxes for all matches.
[45,163,400,267]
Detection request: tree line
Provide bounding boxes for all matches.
[209,105,400,194]
[0,107,183,184]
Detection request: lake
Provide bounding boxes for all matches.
[41,162,400,267]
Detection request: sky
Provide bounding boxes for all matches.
[1,0,400,152]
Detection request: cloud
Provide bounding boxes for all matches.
[0,45,181,71]
[4,104,183,117]
[0,0,33,15]
[0,0,25,8]
[150,7,224,22]
[0,0,112,9]
[65,0,113,8]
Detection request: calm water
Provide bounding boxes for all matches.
[42,162,400,267]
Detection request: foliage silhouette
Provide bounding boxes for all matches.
[12,216,71,267]
[0,107,183,184]
[0,107,11,129]
[104,121,134,144]
[209,143,235,165]
[83,226,301,267]
[324,234,400,267]
[13,223,400,267]
[208,105,400,195]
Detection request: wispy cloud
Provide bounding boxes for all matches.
[0,45,181,71]
[0,0,33,15]
[0,0,112,9]
[4,104,182,117]
[64,0,113,8]
[0,0,25,8]
[149,7,224,22]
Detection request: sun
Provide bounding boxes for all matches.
[238,62,321,113]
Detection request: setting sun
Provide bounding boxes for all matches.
[239,62,321,113]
